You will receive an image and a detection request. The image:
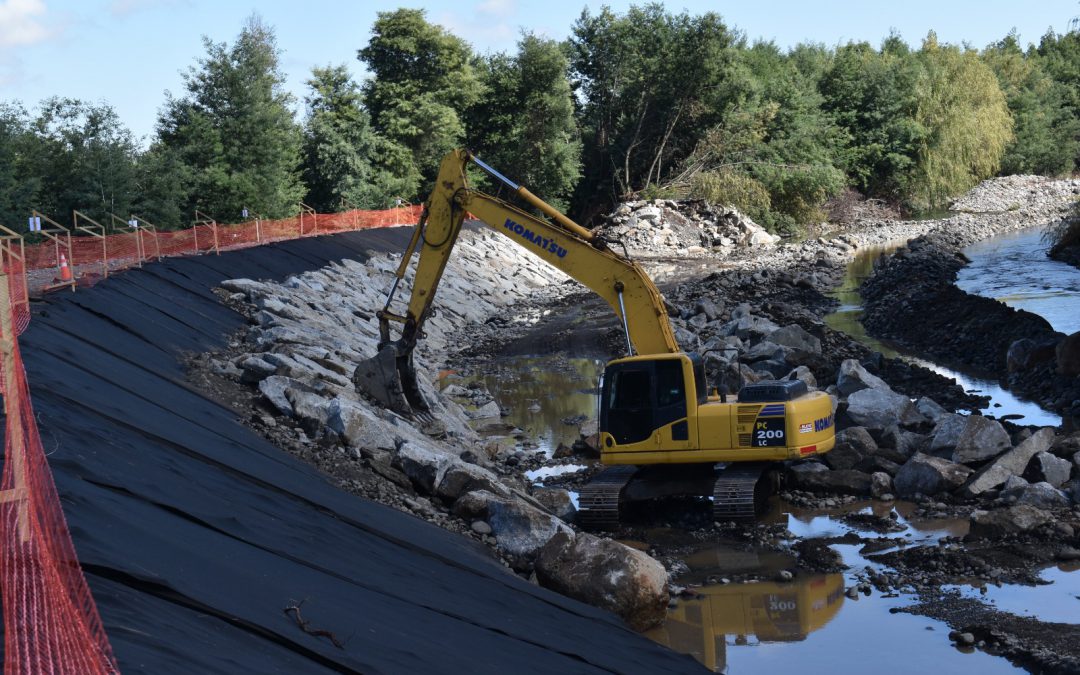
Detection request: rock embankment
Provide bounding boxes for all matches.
[203,229,676,630]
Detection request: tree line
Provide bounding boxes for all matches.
[2,7,1079,235]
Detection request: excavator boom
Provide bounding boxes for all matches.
[357,149,678,415]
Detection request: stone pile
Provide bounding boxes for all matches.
[950,174,1080,213]
[596,199,780,257]
[213,229,670,630]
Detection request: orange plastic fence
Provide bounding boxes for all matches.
[22,204,422,296]
[0,274,119,674]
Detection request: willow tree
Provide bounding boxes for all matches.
[908,33,1013,209]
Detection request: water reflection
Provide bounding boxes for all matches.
[445,356,604,454]
[646,575,846,672]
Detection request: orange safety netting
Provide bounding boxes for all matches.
[21,205,423,296]
[0,275,119,674]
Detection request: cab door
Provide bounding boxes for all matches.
[653,358,694,451]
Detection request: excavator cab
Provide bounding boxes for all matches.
[600,353,707,446]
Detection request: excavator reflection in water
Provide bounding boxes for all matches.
[646,573,846,672]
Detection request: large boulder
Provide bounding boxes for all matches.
[878,425,925,462]
[969,504,1052,538]
[535,531,669,631]
[768,325,822,354]
[1023,451,1073,488]
[961,428,1056,498]
[326,398,397,450]
[396,442,457,493]
[1003,481,1071,509]
[846,387,919,431]
[434,461,510,501]
[787,468,872,495]
[531,487,577,522]
[836,359,889,397]
[486,497,573,559]
[915,397,950,424]
[893,453,972,497]
[1057,331,1080,376]
[928,415,967,454]
[825,427,877,471]
[951,416,1011,464]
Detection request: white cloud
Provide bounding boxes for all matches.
[476,0,516,19]
[108,0,186,18]
[0,0,51,48]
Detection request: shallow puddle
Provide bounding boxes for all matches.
[651,501,1029,673]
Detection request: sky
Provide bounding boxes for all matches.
[2,0,1078,144]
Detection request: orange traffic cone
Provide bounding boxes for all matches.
[57,253,73,282]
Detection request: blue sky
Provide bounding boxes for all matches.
[2,0,1077,143]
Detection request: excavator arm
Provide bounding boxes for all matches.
[358,149,679,415]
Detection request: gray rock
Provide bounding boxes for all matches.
[915,397,949,424]
[531,487,577,522]
[1002,475,1029,491]
[238,355,277,383]
[1004,481,1070,509]
[1024,451,1072,488]
[969,504,1052,537]
[326,398,397,450]
[879,425,924,462]
[787,468,872,495]
[952,416,1012,465]
[893,453,973,497]
[535,531,669,632]
[962,428,1056,497]
[468,400,502,419]
[744,341,786,363]
[846,387,918,431]
[471,520,492,535]
[258,375,298,416]
[837,359,889,397]
[870,472,893,499]
[435,461,510,501]
[396,442,457,493]
[694,298,722,321]
[929,415,967,453]
[768,325,822,354]
[286,389,333,429]
[487,497,573,559]
[825,427,877,471]
[785,365,817,390]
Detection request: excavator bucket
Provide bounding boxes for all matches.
[352,343,431,417]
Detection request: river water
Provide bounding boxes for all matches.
[956,226,1080,335]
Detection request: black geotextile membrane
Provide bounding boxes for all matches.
[7,230,701,674]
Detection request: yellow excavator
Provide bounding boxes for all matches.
[356,150,835,528]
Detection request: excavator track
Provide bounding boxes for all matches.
[577,466,637,530]
[712,463,769,521]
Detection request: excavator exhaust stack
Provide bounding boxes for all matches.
[352,343,431,417]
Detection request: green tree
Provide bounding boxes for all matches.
[358,9,481,188]
[301,64,418,211]
[908,33,1014,209]
[820,40,925,201]
[0,104,39,231]
[466,34,581,209]
[569,4,741,216]
[29,98,139,225]
[983,32,1079,176]
[157,15,303,221]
